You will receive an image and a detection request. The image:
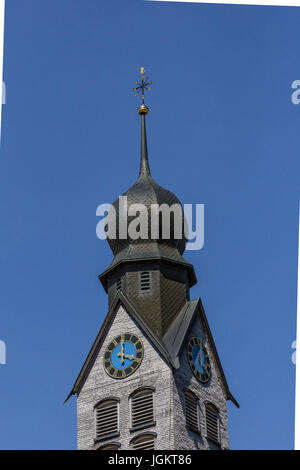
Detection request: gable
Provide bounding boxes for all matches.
[177,311,227,400]
[163,298,239,407]
[65,293,238,408]
[64,292,173,402]
[79,302,172,398]
[76,301,174,450]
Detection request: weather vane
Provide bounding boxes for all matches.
[133,67,152,113]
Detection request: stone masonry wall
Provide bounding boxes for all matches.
[172,311,229,450]
[77,304,175,450]
[77,303,229,450]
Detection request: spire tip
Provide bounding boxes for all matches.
[133,66,152,112]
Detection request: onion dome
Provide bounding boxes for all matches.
[100,70,196,289]
[107,107,186,258]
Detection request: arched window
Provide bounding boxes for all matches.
[140,272,151,293]
[97,442,121,450]
[131,433,156,450]
[94,398,119,441]
[205,403,220,443]
[184,390,199,431]
[130,387,155,430]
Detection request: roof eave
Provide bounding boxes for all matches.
[197,298,239,408]
[99,256,197,292]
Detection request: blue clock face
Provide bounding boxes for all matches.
[103,333,144,379]
[111,341,136,369]
[187,337,211,383]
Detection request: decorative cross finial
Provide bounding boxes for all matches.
[133,66,152,106]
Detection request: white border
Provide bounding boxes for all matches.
[0,1,5,139]
[148,0,300,7]
[295,205,300,449]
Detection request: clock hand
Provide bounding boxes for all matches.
[197,351,202,366]
[123,354,134,361]
[197,349,205,370]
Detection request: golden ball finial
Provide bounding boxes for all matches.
[138,104,149,115]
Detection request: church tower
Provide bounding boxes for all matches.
[65,69,238,450]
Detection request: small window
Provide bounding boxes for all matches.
[131,433,156,450]
[131,388,154,429]
[95,399,119,440]
[140,272,151,293]
[116,278,122,292]
[205,403,220,443]
[184,390,199,431]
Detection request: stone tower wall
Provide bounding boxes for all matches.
[77,304,175,450]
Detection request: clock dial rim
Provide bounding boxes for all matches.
[187,336,211,383]
[103,333,144,380]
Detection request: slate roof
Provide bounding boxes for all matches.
[99,111,199,293]
[107,113,187,258]
[99,242,197,292]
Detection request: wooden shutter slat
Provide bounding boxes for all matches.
[205,405,219,442]
[131,389,154,428]
[132,437,155,450]
[95,400,119,438]
[185,392,199,430]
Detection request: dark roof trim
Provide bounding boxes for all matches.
[99,256,197,292]
[64,292,175,403]
[197,298,239,408]
[64,293,238,409]
[163,297,239,408]
[163,300,198,362]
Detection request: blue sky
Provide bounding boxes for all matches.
[0,0,299,449]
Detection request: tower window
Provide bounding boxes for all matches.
[94,399,119,440]
[205,403,220,443]
[97,442,121,450]
[116,278,122,292]
[184,390,199,431]
[140,271,151,293]
[131,433,156,450]
[130,388,154,430]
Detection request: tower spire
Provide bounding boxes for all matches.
[133,66,152,177]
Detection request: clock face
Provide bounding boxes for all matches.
[103,333,144,379]
[187,337,211,383]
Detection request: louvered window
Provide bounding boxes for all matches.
[116,278,122,292]
[131,434,156,450]
[95,399,119,440]
[185,390,199,431]
[98,443,120,450]
[131,388,154,429]
[205,403,219,443]
[140,272,151,293]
